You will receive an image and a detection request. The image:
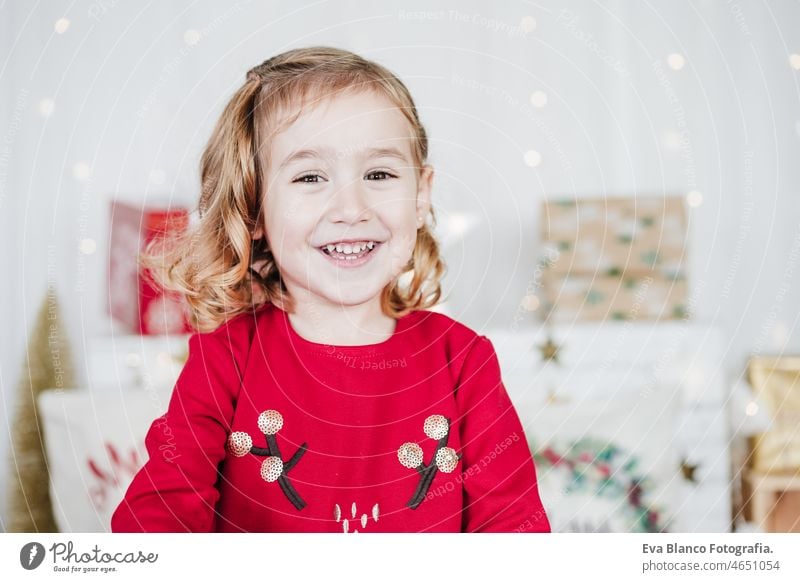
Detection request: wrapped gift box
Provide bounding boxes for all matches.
[541,272,689,322]
[107,198,192,335]
[541,196,687,276]
[540,195,688,321]
[747,357,800,474]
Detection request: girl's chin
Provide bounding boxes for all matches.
[315,285,387,307]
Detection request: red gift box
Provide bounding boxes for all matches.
[108,198,192,335]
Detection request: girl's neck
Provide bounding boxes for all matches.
[283,297,397,347]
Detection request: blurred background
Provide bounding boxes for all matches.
[1,0,800,533]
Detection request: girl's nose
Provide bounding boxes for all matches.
[327,179,373,224]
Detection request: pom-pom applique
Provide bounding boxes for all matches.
[396,414,461,509]
[227,432,252,457]
[260,457,284,482]
[227,410,308,510]
[397,442,424,469]
[435,447,459,474]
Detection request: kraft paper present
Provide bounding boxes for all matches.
[541,196,687,277]
[540,271,689,322]
[747,357,800,475]
[539,195,689,322]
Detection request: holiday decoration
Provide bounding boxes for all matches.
[680,460,700,483]
[771,490,800,532]
[38,385,171,532]
[397,414,461,509]
[534,334,566,404]
[6,285,76,532]
[746,356,800,474]
[533,437,669,532]
[107,198,192,335]
[539,196,688,322]
[227,410,308,510]
[744,471,800,532]
[536,336,561,364]
[741,356,800,531]
[86,443,141,515]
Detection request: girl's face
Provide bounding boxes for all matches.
[255,90,433,312]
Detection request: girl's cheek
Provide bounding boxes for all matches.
[386,232,417,275]
[275,194,313,224]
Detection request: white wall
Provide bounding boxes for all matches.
[1,0,799,529]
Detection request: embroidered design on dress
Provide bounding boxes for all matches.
[228,409,308,510]
[333,501,379,533]
[397,414,461,510]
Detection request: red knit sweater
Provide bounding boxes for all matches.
[111,303,550,533]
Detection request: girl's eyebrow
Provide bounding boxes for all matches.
[363,146,409,162]
[278,148,328,169]
[278,145,409,169]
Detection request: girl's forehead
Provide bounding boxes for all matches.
[266,90,415,154]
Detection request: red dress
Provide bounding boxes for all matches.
[111,303,550,533]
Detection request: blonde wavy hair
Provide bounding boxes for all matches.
[141,46,445,333]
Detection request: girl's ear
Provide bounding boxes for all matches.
[416,165,434,226]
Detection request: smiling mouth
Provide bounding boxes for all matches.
[318,241,380,261]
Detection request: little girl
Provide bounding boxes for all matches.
[112,46,550,533]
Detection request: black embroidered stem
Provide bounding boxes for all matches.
[265,434,306,510]
[411,450,464,509]
[408,464,436,509]
[283,443,308,473]
[236,413,309,512]
[407,429,451,510]
[266,434,281,457]
[278,474,306,510]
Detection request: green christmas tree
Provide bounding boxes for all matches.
[6,285,76,532]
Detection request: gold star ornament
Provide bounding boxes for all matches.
[537,336,561,364]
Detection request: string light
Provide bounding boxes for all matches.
[38,98,55,117]
[530,91,548,108]
[522,294,540,311]
[770,321,789,348]
[790,53,800,70]
[447,213,475,237]
[524,150,542,168]
[686,190,703,207]
[54,18,70,34]
[667,53,685,70]
[183,29,201,46]
[78,239,96,255]
[662,130,682,150]
[72,162,92,181]
[520,16,537,33]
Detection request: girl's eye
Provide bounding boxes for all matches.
[293,174,325,184]
[365,170,397,181]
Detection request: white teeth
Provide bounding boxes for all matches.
[323,241,377,255]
